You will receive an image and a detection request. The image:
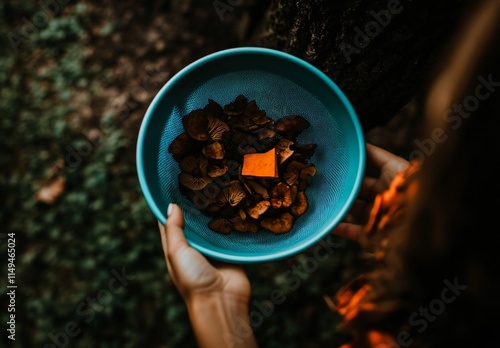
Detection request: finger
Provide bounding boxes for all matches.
[366,143,410,174]
[158,220,176,278]
[358,177,378,200]
[331,222,363,242]
[165,203,189,257]
[348,199,370,221]
[366,143,399,169]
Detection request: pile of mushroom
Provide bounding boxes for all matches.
[168,95,317,235]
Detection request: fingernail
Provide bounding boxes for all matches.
[167,203,173,217]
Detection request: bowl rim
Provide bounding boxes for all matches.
[136,46,365,263]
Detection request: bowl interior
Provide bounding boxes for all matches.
[137,48,365,263]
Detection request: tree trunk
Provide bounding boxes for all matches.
[250,0,470,131]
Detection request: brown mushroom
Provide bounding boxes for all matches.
[299,164,317,180]
[208,164,228,178]
[202,141,225,160]
[275,139,295,164]
[283,165,299,186]
[231,216,259,233]
[243,179,270,199]
[168,132,193,156]
[247,200,271,219]
[270,182,293,209]
[183,109,210,141]
[178,155,212,191]
[178,172,212,191]
[252,111,271,126]
[229,114,260,132]
[180,155,208,174]
[218,181,247,207]
[274,115,310,135]
[257,128,277,142]
[296,164,316,190]
[224,94,248,116]
[238,209,247,221]
[208,218,233,235]
[207,114,229,141]
[244,100,260,117]
[218,204,237,219]
[291,191,308,217]
[237,144,257,155]
[290,184,298,204]
[204,99,228,122]
[260,212,295,234]
[204,203,222,216]
[292,143,317,159]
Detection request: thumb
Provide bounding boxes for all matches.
[165,203,188,257]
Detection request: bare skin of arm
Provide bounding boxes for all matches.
[158,204,258,348]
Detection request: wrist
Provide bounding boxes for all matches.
[186,293,257,348]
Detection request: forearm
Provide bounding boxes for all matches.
[187,294,258,348]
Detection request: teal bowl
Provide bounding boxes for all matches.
[136,47,365,264]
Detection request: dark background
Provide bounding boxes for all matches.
[0,0,471,347]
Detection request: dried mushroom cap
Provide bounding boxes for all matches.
[204,99,228,122]
[237,144,257,155]
[300,164,317,180]
[244,100,260,116]
[252,112,271,126]
[238,209,247,221]
[257,128,277,142]
[178,172,212,191]
[207,115,229,141]
[208,164,228,178]
[290,185,298,204]
[283,166,299,186]
[168,133,193,155]
[231,217,259,233]
[260,212,294,234]
[291,191,308,217]
[270,182,293,209]
[292,143,317,159]
[218,181,247,207]
[247,200,271,219]
[243,179,270,199]
[208,218,233,235]
[228,114,260,132]
[204,203,222,216]
[274,115,310,134]
[275,139,295,164]
[224,94,248,115]
[183,109,210,141]
[179,155,208,175]
[202,141,225,159]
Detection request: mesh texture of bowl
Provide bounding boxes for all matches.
[136,47,365,264]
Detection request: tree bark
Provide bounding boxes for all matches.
[250,0,470,131]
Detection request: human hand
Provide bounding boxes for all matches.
[158,203,251,304]
[331,143,410,242]
[158,203,257,348]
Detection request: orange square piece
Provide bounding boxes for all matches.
[241,148,278,178]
